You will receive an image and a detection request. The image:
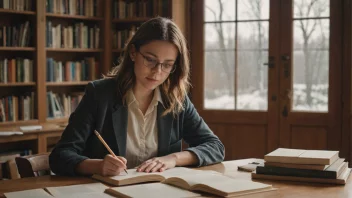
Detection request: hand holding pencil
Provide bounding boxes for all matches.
[94,130,128,176]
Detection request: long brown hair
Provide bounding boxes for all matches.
[106,17,190,116]
[107,17,190,116]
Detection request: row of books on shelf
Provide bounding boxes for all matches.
[47,91,83,119]
[46,21,100,49]
[0,0,33,11]
[46,57,98,82]
[0,93,35,122]
[0,21,31,47]
[0,149,33,180]
[250,148,351,185]
[113,0,155,19]
[0,91,84,122]
[112,26,136,49]
[0,58,33,83]
[46,0,99,17]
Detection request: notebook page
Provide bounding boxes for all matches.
[105,167,216,181]
[107,183,201,198]
[46,183,107,197]
[4,189,52,198]
[158,167,219,179]
[103,168,162,181]
[170,174,272,194]
[299,150,338,159]
[55,192,114,198]
[266,148,305,157]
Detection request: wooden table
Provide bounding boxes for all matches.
[0,159,351,198]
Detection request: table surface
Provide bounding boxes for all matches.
[0,158,351,198]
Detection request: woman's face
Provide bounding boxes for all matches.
[131,40,178,92]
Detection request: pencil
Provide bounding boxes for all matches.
[94,130,128,174]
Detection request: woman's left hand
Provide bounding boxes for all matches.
[137,154,177,173]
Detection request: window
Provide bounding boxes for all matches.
[204,0,269,110]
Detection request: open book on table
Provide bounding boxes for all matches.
[93,167,275,197]
[162,173,274,197]
[92,167,213,186]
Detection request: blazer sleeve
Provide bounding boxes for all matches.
[183,96,225,166]
[49,82,97,176]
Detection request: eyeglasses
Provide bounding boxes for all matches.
[137,51,176,73]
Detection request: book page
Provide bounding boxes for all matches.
[20,125,42,131]
[4,189,52,198]
[55,192,114,198]
[93,167,217,185]
[46,183,107,197]
[0,131,23,136]
[95,168,164,182]
[106,183,201,198]
[166,174,272,195]
[299,150,338,159]
[266,148,305,158]
[158,167,218,179]
[265,148,339,165]
[120,167,211,179]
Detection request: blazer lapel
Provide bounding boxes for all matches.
[111,100,128,157]
[157,103,173,156]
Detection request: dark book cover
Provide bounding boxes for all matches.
[256,159,347,179]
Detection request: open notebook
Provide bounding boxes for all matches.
[94,167,275,197]
[92,167,215,186]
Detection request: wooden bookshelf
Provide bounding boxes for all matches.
[0,0,188,161]
[0,82,36,87]
[46,81,90,86]
[46,48,103,52]
[112,49,123,53]
[112,17,151,23]
[46,13,103,21]
[0,47,36,51]
[46,117,69,123]
[0,9,36,15]
[0,0,37,130]
[0,119,39,127]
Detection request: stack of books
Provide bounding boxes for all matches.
[251,148,351,184]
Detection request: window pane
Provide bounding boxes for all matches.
[294,19,329,50]
[294,0,330,18]
[204,51,235,110]
[293,19,329,112]
[205,23,235,50]
[236,21,269,110]
[238,22,269,50]
[237,51,268,110]
[205,0,236,22]
[238,0,270,20]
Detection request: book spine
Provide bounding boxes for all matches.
[256,166,337,179]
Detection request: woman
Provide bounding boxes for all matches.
[49,17,225,176]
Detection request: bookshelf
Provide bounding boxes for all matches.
[0,0,189,125]
[0,0,188,179]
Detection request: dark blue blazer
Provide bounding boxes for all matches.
[49,78,225,176]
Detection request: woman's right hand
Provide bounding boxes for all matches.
[99,154,127,176]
